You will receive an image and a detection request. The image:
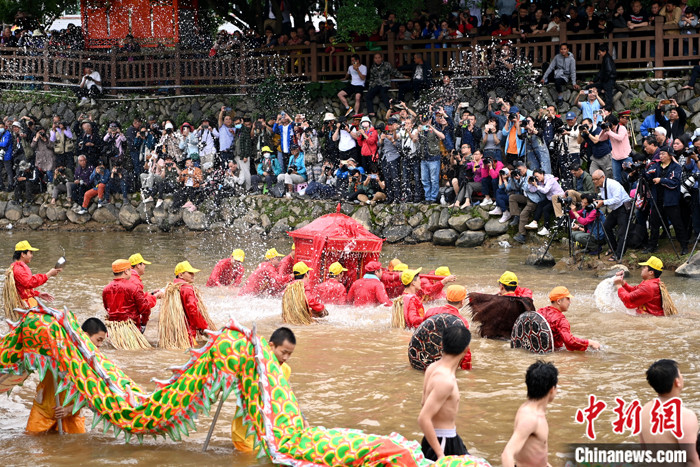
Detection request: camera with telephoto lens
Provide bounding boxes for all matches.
[681,173,698,199]
[580,124,589,132]
[508,113,516,121]
[528,175,536,184]
[558,196,573,206]
[599,122,610,130]
[499,168,509,176]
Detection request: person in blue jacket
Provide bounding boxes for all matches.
[277,144,306,199]
[0,120,13,191]
[251,146,281,193]
[639,112,661,137]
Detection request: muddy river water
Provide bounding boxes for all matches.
[0,230,698,466]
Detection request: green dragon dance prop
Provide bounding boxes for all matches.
[0,300,491,466]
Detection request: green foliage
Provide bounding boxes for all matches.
[0,0,69,29]
[335,0,381,42]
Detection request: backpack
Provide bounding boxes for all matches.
[269,181,286,198]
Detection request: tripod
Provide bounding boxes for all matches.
[618,175,680,260]
[578,207,617,270]
[536,206,573,264]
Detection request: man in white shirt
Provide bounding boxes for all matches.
[75,63,103,106]
[195,117,219,171]
[337,54,367,117]
[593,170,632,261]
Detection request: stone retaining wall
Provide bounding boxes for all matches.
[0,190,521,248]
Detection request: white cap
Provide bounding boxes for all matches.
[12,121,21,128]
[165,122,174,130]
[360,116,371,124]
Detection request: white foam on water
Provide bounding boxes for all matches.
[594,277,637,315]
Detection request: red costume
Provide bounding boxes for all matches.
[316,278,347,305]
[205,258,245,287]
[303,281,326,316]
[617,279,663,316]
[346,275,392,306]
[174,278,209,338]
[420,277,445,301]
[380,271,403,299]
[503,286,533,298]
[278,254,295,276]
[12,261,47,304]
[129,270,157,308]
[102,276,154,327]
[239,261,292,296]
[424,304,472,370]
[403,293,425,328]
[537,306,589,351]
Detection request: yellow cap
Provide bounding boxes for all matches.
[175,261,200,276]
[129,253,152,266]
[388,258,402,270]
[231,249,245,262]
[112,259,131,273]
[393,263,408,272]
[498,271,519,286]
[435,266,451,276]
[639,256,663,272]
[401,267,422,286]
[328,262,348,276]
[293,261,312,275]
[261,146,272,153]
[549,286,573,302]
[265,248,284,260]
[15,240,39,252]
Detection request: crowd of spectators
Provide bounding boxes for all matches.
[0,87,698,260]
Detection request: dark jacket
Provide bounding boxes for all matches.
[655,107,686,141]
[645,160,682,207]
[595,53,617,83]
[74,164,94,186]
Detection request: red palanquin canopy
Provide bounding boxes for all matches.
[288,209,384,287]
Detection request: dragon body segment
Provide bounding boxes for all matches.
[0,301,490,467]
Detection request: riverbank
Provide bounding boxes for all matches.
[1,189,695,275]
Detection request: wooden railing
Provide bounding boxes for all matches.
[0,17,695,95]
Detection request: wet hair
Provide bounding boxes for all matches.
[442,326,471,356]
[502,284,517,292]
[646,359,679,395]
[526,360,559,400]
[81,317,107,336]
[270,327,296,346]
[293,272,306,280]
[13,250,27,261]
[581,193,595,205]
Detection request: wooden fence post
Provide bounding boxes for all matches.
[388,32,396,67]
[42,49,50,91]
[654,19,664,78]
[174,44,182,95]
[110,49,117,93]
[311,44,318,82]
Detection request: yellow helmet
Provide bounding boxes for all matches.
[231,249,245,262]
[401,268,422,286]
[175,261,200,276]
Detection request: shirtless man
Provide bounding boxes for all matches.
[639,359,700,466]
[502,361,558,467]
[417,326,471,460]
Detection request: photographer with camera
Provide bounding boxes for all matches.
[50,116,75,171]
[643,146,689,255]
[77,162,110,213]
[495,167,514,223]
[106,161,129,207]
[195,118,220,171]
[251,146,281,194]
[578,117,613,178]
[591,170,631,261]
[353,116,378,169]
[536,105,564,149]
[14,160,39,208]
[482,117,502,162]
[417,114,446,204]
[50,165,74,207]
[0,120,13,192]
[456,110,481,153]
[172,158,204,212]
[518,116,552,174]
[378,118,401,203]
[452,147,484,209]
[30,126,54,181]
[125,118,143,180]
[487,97,510,131]
[151,155,180,209]
[569,193,606,251]
[674,135,700,239]
[75,63,102,106]
[526,169,565,236]
[509,161,544,243]
[179,123,200,166]
[655,98,687,141]
[562,112,582,167]
[502,106,526,167]
[482,156,505,211]
[357,164,387,205]
[398,116,422,203]
[576,87,605,127]
[277,144,307,199]
[103,122,127,171]
[332,115,358,165]
[562,165,596,205]
[597,114,632,184]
